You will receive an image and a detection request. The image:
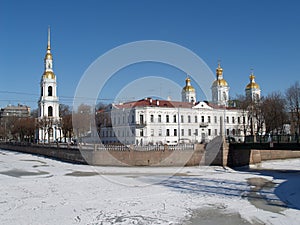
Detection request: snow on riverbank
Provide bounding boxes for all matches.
[0,149,299,225]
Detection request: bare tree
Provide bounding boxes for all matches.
[59,104,73,142]
[286,81,300,137]
[37,116,57,144]
[72,104,92,139]
[261,92,288,137]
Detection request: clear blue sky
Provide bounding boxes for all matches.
[1,0,300,109]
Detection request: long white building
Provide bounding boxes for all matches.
[99,63,261,145]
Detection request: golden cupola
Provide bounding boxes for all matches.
[246,72,260,90]
[182,77,195,92]
[212,62,228,87]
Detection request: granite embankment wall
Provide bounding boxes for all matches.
[0,143,87,164]
[0,143,205,166]
[227,143,300,167]
[1,142,300,167]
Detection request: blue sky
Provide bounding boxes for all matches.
[1,0,300,109]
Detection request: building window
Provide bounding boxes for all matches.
[238,117,240,124]
[195,116,198,123]
[166,129,170,136]
[140,114,144,124]
[41,87,43,96]
[174,129,177,136]
[226,129,229,136]
[181,129,184,136]
[215,129,218,135]
[232,117,235,124]
[158,115,162,123]
[208,116,211,123]
[48,86,52,96]
[188,129,192,136]
[48,106,53,117]
[151,129,154,136]
[194,129,198,136]
[166,115,169,123]
[201,116,205,123]
[243,116,245,124]
[226,116,229,123]
[140,129,144,137]
[150,115,154,123]
[158,129,162,136]
[173,115,176,123]
[214,116,217,123]
[181,115,184,123]
[49,128,53,137]
[188,116,191,123]
[208,129,211,136]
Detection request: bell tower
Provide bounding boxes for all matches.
[37,27,61,143]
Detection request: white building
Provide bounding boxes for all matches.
[98,63,256,145]
[37,28,61,143]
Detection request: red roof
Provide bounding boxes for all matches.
[115,98,194,109]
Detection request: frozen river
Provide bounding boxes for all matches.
[0,149,300,225]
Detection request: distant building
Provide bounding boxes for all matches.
[0,104,31,118]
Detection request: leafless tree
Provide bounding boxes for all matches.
[59,104,73,142]
[72,104,92,139]
[261,92,288,136]
[286,81,300,136]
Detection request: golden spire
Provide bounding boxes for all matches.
[45,26,53,60]
[47,26,51,50]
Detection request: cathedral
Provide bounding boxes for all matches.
[99,63,261,145]
[34,28,261,145]
[37,28,62,143]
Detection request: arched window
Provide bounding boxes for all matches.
[48,106,53,117]
[48,86,53,96]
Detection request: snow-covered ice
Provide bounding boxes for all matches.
[0,149,299,225]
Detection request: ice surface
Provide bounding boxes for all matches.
[0,149,299,225]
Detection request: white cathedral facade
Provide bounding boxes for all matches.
[37,28,62,143]
[98,63,261,145]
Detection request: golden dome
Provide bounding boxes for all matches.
[212,79,228,87]
[183,85,195,92]
[245,74,260,90]
[45,52,53,60]
[182,77,195,92]
[43,71,55,79]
